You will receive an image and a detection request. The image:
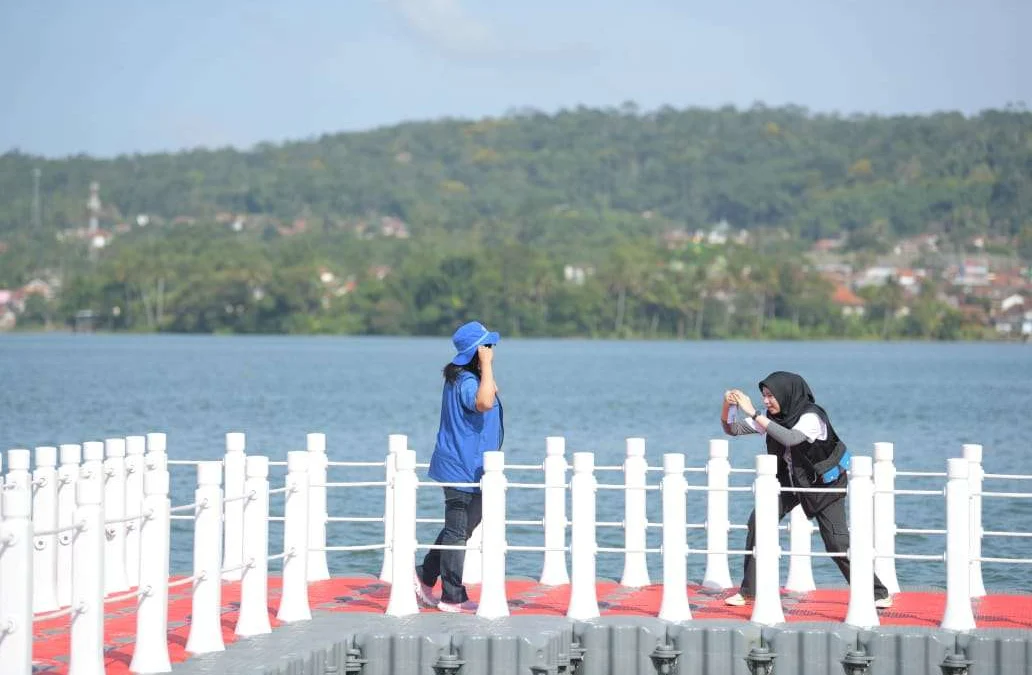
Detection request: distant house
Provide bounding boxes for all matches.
[831,285,866,317]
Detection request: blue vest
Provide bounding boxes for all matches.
[427,371,503,493]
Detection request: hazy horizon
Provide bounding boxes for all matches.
[2,0,1029,159]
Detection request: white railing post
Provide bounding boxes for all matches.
[124,436,146,588]
[477,451,509,619]
[620,437,650,587]
[0,464,33,675]
[844,455,878,628]
[702,439,732,589]
[56,444,81,607]
[146,432,167,457]
[235,455,271,637]
[306,432,330,582]
[129,465,172,674]
[385,449,419,617]
[540,436,569,586]
[103,438,129,594]
[32,446,59,613]
[872,442,900,595]
[750,454,785,626]
[69,462,105,675]
[658,453,691,622]
[784,506,815,592]
[222,432,247,582]
[186,461,225,655]
[963,444,985,598]
[277,451,311,623]
[81,442,105,504]
[379,434,405,583]
[941,458,975,631]
[567,452,599,620]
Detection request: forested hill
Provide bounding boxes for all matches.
[2,103,1030,248]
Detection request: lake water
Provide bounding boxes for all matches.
[2,334,1030,592]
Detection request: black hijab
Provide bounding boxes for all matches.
[758,371,828,429]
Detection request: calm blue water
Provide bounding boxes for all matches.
[2,334,1031,592]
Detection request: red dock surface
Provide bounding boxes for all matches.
[32,577,1032,674]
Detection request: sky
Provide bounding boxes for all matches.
[1,0,1029,158]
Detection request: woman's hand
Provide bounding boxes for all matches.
[477,344,494,367]
[731,390,757,417]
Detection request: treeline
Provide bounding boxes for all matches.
[36,225,977,340]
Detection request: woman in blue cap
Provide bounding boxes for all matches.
[414,320,503,612]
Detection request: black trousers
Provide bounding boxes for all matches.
[416,487,482,604]
[739,476,889,600]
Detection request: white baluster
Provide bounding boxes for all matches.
[306,432,330,582]
[277,451,311,623]
[567,452,599,620]
[963,444,986,598]
[750,454,785,626]
[124,436,146,588]
[385,449,419,617]
[222,432,247,582]
[658,453,691,622]
[844,456,878,628]
[941,458,975,631]
[477,451,508,618]
[702,439,732,589]
[129,466,171,674]
[539,436,569,586]
[32,446,59,613]
[872,442,900,595]
[235,455,271,636]
[784,506,815,592]
[379,434,405,583]
[56,444,81,606]
[69,464,105,675]
[103,438,128,594]
[620,437,650,587]
[146,432,167,456]
[186,461,225,655]
[0,466,33,675]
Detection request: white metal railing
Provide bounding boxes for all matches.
[2,431,1032,674]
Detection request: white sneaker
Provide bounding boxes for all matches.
[724,593,748,607]
[437,599,478,613]
[413,570,439,606]
[875,596,893,609]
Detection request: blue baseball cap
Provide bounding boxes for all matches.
[450,321,500,366]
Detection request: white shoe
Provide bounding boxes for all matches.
[413,570,439,606]
[437,599,478,613]
[874,595,893,609]
[724,593,748,607]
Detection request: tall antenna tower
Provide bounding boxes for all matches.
[87,181,100,233]
[32,168,42,229]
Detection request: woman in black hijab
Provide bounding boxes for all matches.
[719,371,891,608]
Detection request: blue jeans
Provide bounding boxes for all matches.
[415,487,482,604]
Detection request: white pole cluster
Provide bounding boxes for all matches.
[0,429,1017,675]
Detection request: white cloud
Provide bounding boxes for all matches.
[384,0,595,63]
[387,0,501,57]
